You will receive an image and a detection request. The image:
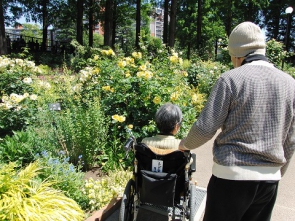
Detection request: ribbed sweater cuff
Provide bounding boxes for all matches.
[212,162,281,181]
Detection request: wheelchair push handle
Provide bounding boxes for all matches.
[124,137,134,151]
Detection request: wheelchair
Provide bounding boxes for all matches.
[119,132,197,221]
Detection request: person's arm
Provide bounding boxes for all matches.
[179,139,189,151]
[281,117,295,176]
[182,78,231,150]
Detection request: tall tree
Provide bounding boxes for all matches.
[263,0,294,52]
[112,0,117,47]
[225,0,233,36]
[77,0,84,45]
[168,0,177,47]
[0,0,7,55]
[0,0,22,54]
[163,0,169,44]
[88,0,94,47]
[196,0,202,50]
[41,0,48,50]
[176,0,197,58]
[18,0,74,49]
[104,0,114,47]
[135,0,141,48]
[112,0,137,51]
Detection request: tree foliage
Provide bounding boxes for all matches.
[0,0,294,60]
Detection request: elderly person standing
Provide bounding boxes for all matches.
[142,103,182,150]
[180,22,295,221]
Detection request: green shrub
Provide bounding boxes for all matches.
[74,47,206,143]
[187,60,229,96]
[36,151,90,210]
[266,39,288,68]
[0,57,41,97]
[0,130,44,167]
[285,66,295,79]
[0,57,42,136]
[0,92,39,137]
[47,99,110,171]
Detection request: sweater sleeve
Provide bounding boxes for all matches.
[281,116,295,176]
[183,78,231,150]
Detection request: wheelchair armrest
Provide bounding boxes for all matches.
[190,153,196,172]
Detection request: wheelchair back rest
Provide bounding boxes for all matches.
[135,143,188,206]
[135,143,187,175]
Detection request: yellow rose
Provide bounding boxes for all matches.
[102,85,114,92]
[30,94,38,101]
[118,60,127,68]
[170,92,179,101]
[125,72,131,78]
[169,56,178,64]
[93,68,100,74]
[144,70,153,80]
[112,114,126,123]
[136,71,145,78]
[138,64,147,71]
[117,115,126,122]
[132,52,142,59]
[191,94,198,104]
[108,49,115,56]
[153,96,161,104]
[182,71,188,77]
[102,85,111,91]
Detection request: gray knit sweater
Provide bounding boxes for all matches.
[184,61,295,180]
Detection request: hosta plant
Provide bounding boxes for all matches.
[0,162,85,221]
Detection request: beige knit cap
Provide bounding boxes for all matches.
[228,22,266,57]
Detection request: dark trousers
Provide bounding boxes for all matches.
[203,175,279,221]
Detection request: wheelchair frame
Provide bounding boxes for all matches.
[119,132,197,221]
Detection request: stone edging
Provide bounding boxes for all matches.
[85,197,122,221]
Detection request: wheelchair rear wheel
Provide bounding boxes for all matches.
[188,184,197,221]
[119,179,135,221]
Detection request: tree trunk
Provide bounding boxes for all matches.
[42,0,48,51]
[196,0,202,50]
[168,0,177,47]
[88,0,94,47]
[187,42,191,60]
[0,0,7,55]
[77,0,84,45]
[246,0,254,21]
[225,0,233,36]
[112,0,117,48]
[135,0,141,49]
[163,0,169,44]
[104,0,113,47]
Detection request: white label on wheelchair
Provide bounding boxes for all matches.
[152,159,163,173]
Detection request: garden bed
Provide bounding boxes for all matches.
[85,197,121,221]
[84,168,122,221]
